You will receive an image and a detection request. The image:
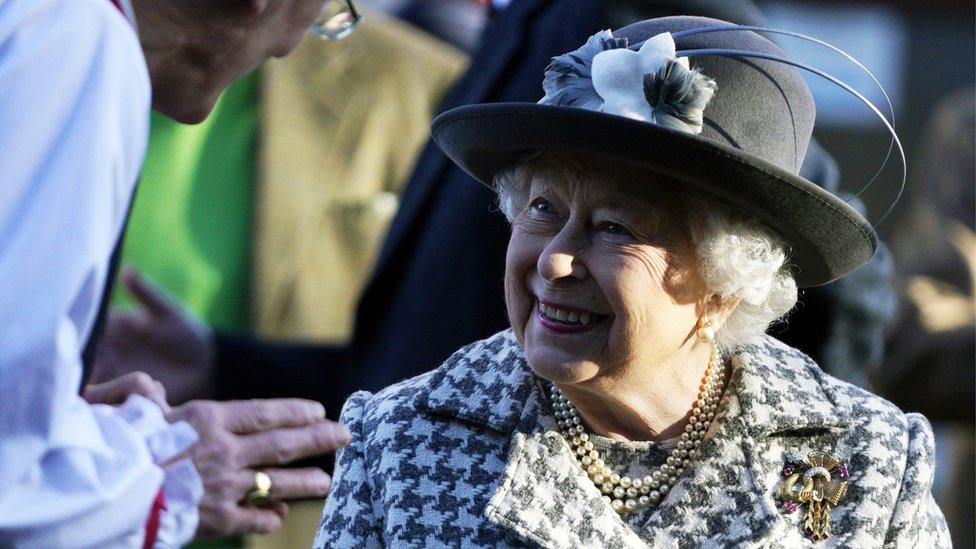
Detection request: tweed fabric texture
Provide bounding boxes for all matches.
[315,330,949,547]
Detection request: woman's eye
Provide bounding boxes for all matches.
[601,222,633,237]
[529,197,553,213]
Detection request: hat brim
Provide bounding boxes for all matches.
[431,103,876,287]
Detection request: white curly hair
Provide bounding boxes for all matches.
[493,152,798,347]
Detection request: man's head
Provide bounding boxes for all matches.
[132,0,333,123]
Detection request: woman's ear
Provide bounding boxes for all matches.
[707,294,741,331]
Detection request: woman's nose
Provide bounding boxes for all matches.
[537,228,587,282]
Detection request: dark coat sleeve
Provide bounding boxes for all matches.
[212,331,354,419]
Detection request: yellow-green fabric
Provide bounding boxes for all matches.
[252,10,467,343]
[112,72,259,330]
[113,11,466,343]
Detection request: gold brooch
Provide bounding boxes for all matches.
[779,450,849,542]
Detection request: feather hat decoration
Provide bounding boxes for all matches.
[539,30,628,110]
[540,30,718,135]
[432,16,904,287]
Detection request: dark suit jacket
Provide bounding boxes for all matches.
[212,0,894,418]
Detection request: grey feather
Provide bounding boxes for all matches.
[643,58,717,134]
[540,30,628,110]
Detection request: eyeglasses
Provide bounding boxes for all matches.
[309,0,362,41]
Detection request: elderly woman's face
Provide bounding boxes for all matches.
[505,167,706,384]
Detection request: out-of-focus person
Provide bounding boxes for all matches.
[880,86,975,548]
[0,0,355,546]
[881,86,974,420]
[253,8,468,343]
[109,6,466,346]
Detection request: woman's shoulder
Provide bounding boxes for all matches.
[746,335,932,458]
[796,343,924,437]
[744,337,949,546]
[811,350,937,476]
[337,329,530,433]
[749,335,912,416]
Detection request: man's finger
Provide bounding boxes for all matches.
[227,506,284,535]
[83,372,171,413]
[121,266,178,317]
[220,399,327,434]
[267,500,289,521]
[236,421,350,466]
[241,467,331,501]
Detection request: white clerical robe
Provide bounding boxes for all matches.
[0,0,201,546]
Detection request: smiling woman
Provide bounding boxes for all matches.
[495,151,797,351]
[314,16,950,548]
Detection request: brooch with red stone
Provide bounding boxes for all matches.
[779,450,849,542]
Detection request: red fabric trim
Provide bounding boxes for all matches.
[142,489,167,549]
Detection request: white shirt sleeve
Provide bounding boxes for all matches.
[0,0,202,547]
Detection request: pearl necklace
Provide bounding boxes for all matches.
[549,343,727,515]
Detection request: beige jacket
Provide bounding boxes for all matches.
[252,11,467,343]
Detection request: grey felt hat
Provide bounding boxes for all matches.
[431,16,877,287]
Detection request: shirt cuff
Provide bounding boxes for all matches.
[117,395,203,547]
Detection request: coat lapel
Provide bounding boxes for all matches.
[416,331,851,547]
[416,331,646,546]
[484,408,650,548]
[637,337,851,547]
[633,353,786,547]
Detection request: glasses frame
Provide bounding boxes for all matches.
[309,0,362,41]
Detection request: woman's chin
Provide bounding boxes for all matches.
[520,312,612,380]
[525,353,601,385]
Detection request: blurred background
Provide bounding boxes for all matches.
[757,2,975,546]
[109,0,974,546]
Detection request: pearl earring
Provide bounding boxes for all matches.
[697,318,715,343]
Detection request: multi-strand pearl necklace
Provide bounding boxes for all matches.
[549,343,728,515]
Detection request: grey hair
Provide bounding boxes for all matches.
[493,154,798,347]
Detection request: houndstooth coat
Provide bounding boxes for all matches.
[314,330,950,548]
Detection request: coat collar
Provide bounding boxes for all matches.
[415,329,849,437]
[414,330,850,546]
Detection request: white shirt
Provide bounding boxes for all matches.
[0,0,202,546]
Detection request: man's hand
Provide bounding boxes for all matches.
[168,398,351,539]
[91,267,217,403]
[83,371,172,413]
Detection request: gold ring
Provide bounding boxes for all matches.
[244,470,273,506]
